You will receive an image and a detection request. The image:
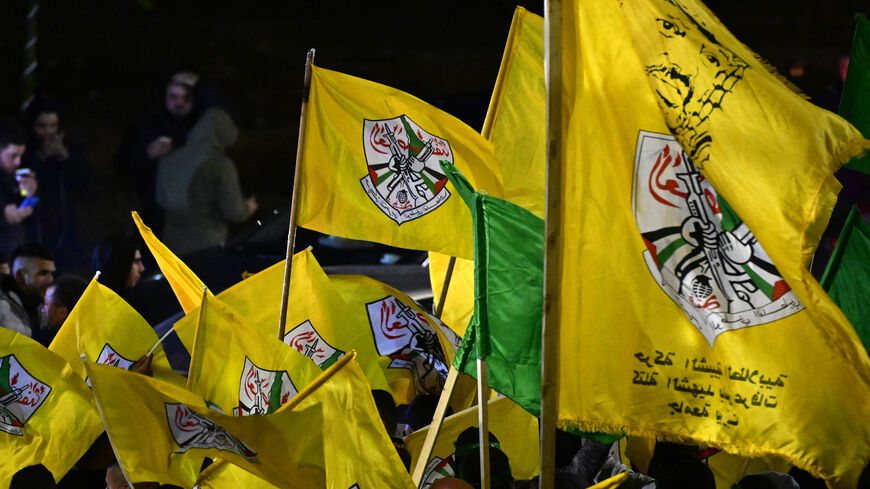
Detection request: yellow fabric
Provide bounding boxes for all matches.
[197,462,281,489]
[186,293,323,417]
[428,252,474,338]
[557,0,870,486]
[330,273,462,404]
[86,361,325,488]
[482,6,546,219]
[298,65,505,260]
[588,472,629,489]
[49,279,182,386]
[0,329,103,486]
[404,396,539,484]
[289,353,415,489]
[132,211,212,314]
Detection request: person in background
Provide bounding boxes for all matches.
[0,251,10,276]
[22,98,91,273]
[0,121,37,258]
[155,107,257,255]
[0,243,55,338]
[38,274,88,345]
[92,233,145,297]
[115,70,200,232]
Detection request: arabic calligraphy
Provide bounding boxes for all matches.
[632,350,788,428]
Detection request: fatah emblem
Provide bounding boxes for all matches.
[234,357,297,416]
[361,115,453,224]
[0,355,51,436]
[284,320,344,369]
[165,403,258,462]
[85,344,137,387]
[365,296,449,395]
[96,344,136,369]
[632,131,802,346]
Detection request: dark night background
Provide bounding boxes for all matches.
[0,0,866,277]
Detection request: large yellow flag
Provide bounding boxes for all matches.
[0,329,103,486]
[428,7,545,333]
[86,361,326,488]
[556,0,870,486]
[297,65,505,260]
[186,292,323,417]
[482,6,546,218]
[49,278,182,386]
[404,396,539,487]
[133,211,211,314]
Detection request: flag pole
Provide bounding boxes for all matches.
[278,48,315,341]
[541,0,563,487]
[411,366,460,486]
[434,256,456,317]
[477,358,491,489]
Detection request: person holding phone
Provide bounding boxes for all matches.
[23,99,90,272]
[0,121,37,258]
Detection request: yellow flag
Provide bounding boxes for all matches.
[557,0,870,486]
[49,278,182,386]
[86,361,326,488]
[427,252,474,338]
[186,292,323,417]
[213,250,395,395]
[330,273,461,404]
[196,352,413,489]
[482,6,546,218]
[0,329,103,486]
[404,396,539,487]
[297,65,505,259]
[132,211,212,314]
[290,352,415,489]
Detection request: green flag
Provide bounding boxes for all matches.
[840,13,870,174]
[820,206,870,353]
[443,162,543,416]
[443,163,621,444]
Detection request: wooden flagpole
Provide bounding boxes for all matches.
[434,256,456,317]
[540,0,563,487]
[411,366,460,486]
[278,48,315,341]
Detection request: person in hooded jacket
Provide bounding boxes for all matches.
[155,107,257,256]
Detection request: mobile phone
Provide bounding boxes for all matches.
[18,196,38,209]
